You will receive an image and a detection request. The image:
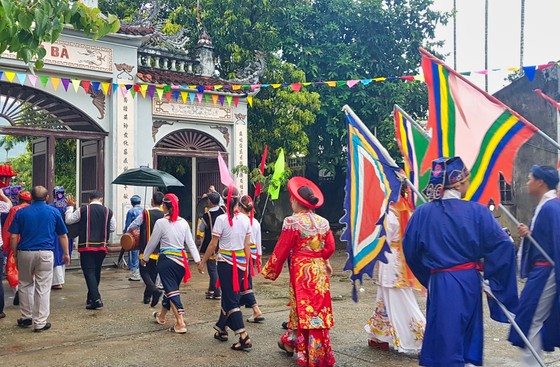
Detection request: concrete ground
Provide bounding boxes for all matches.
[1,249,560,367]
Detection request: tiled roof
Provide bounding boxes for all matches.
[136,67,248,94]
[118,25,154,36]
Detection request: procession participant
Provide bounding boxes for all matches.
[238,194,264,323]
[508,165,560,366]
[50,186,73,289]
[197,191,224,300]
[9,186,69,332]
[197,186,253,351]
[65,192,116,310]
[364,188,425,355]
[262,177,336,367]
[142,193,201,334]
[403,157,518,367]
[0,188,13,317]
[124,195,143,281]
[1,190,26,307]
[128,191,165,306]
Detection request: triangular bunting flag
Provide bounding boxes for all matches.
[347,80,360,88]
[373,77,386,82]
[325,81,336,87]
[112,83,119,94]
[219,95,225,106]
[523,65,537,82]
[121,86,129,97]
[172,91,180,101]
[61,78,71,92]
[270,84,281,89]
[4,72,15,83]
[180,91,188,103]
[303,82,312,87]
[361,79,372,85]
[189,92,195,103]
[232,85,242,91]
[130,89,136,98]
[291,83,302,92]
[0,71,3,82]
[233,96,239,107]
[226,95,233,106]
[211,94,219,105]
[196,93,203,103]
[101,82,111,95]
[28,74,38,87]
[91,82,100,94]
[214,85,223,90]
[247,95,253,107]
[148,85,156,99]
[39,76,49,88]
[139,84,148,98]
[336,81,346,87]
[204,94,211,103]
[164,91,172,101]
[81,80,91,93]
[16,73,27,85]
[71,79,81,92]
[52,78,61,91]
[156,88,163,100]
[133,84,140,92]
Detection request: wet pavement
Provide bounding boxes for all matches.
[1,249,560,366]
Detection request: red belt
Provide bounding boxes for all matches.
[534,261,553,267]
[431,262,481,274]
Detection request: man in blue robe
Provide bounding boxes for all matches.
[403,157,518,367]
[509,165,560,366]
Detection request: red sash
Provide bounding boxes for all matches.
[430,262,481,274]
[181,249,191,284]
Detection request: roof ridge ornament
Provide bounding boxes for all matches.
[226,51,266,84]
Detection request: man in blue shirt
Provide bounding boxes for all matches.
[9,186,69,332]
[124,195,143,281]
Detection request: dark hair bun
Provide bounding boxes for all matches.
[240,195,254,211]
[308,195,319,205]
[297,186,319,206]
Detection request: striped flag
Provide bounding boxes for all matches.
[394,105,430,206]
[341,106,401,300]
[420,49,538,206]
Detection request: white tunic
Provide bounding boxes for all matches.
[143,217,201,263]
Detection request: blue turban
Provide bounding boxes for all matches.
[530,165,559,189]
[423,157,470,201]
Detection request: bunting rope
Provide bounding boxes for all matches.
[0,60,557,108]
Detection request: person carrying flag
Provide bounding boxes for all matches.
[403,157,518,367]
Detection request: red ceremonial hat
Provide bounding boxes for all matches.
[18,191,31,201]
[287,176,324,209]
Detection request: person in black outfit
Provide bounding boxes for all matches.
[198,191,225,300]
[65,192,116,310]
[127,191,165,306]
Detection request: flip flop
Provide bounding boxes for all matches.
[169,325,187,334]
[152,311,166,325]
[277,341,294,357]
[247,315,265,323]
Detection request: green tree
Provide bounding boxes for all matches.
[0,0,120,69]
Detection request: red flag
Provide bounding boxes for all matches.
[254,145,268,197]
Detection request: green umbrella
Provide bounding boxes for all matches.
[112,167,184,188]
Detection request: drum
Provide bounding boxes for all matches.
[120,229,140,251]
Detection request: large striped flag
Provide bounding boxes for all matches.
[420,48,538,205]
[394,105,431,206]
[341,106,402,300]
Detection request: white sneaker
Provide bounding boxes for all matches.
[128,270,141,281]
[155,275,163,290]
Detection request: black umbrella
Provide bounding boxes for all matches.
[112,167,184,188]
[112,166,184,268]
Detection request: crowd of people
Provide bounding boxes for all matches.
[1,157,560,367]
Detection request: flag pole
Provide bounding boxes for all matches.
[260,193,270,221]
[481,279,545,367]
[498,203,555,265]
[394,104,433,140]
[420,48,560,152]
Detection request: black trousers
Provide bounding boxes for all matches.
[215,261,245,334]
[140,259,158,298]
[80,251,106,302]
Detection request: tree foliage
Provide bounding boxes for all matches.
[0,0,120,70]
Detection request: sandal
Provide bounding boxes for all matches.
[168,325,187,334]
[277,341,294,357]
[247,315,265,323]
[214,331,228,342]
[152,311,166,325]
[231,334,252,351]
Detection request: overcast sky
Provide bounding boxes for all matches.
[430,0,560,93]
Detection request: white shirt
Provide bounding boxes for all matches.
[212,213,251,251]
[386,210,400,243]
[65,201,116,232]
[143,217,200,262]
[442,189,462,200]
[250,217,262,255]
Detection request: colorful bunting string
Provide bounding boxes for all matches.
[0,61,556,107]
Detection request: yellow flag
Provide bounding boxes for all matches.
[268,148,285,200]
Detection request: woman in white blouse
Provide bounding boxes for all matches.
[141,193,201,334]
